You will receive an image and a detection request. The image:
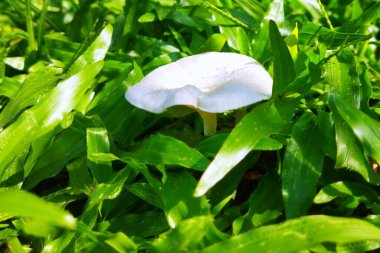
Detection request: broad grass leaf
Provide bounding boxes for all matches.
[86,128,113,183]
[88,62,145,144]
[251,0,285,61]
[317,111,336,159]
[168,10,203,28]
[0,61,103,180]
[338,2,380,33]
[162,171,210,228]
[5,236,24,253]
[269,20,296,96]
[24,131,56,177]
[358,62,376,117]
[211,5,251,55]
[282,112,324,218]
[138,12,156,23]
[102,232,137,253]
[336,240,380,253]
[0,148,28,187]
[234,0,265,21]
[196,134,229,158]
[120,134,210,171]
[23,128,85,190]
[0,190,76,229]
[325,51,377,182]
[196,33,226,53]
[243,171,282,228]
[252,20,270,62]
[196,134,280,159]
[81,167,132,228]
[330,95,380,164]
[314,181,380,212]
[0,77,22,98]
[219,26,250,55]
[44,33,79,64]
[67,157,93,195]
[68,24,113,74]
[126,182,163,208]
[41,231,75,253]
[195,98,299,197]
[298,22,372,48]
[0,66,61,128]
[285,24,298,61]
[298,22,329,45]
[149,216,227,253]
[97,211,169,238]
[200,216,380,253]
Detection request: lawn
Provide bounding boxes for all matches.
[0,0,379,252]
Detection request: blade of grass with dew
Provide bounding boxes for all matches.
[67,23,113,74]
[0,66,61,128]
[67,157,93,195]
[0,61,103,180]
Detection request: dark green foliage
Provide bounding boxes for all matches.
[0,0,379,252]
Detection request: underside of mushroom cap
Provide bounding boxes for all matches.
[125,52,273,113]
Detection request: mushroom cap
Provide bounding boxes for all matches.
[125,52,273,113]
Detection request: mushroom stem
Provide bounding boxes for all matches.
[197,110,217,136]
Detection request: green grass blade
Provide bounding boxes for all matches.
[81,167,132,228]
[118,134,210,171]
[87,127,113,183]
[24,128,85,189]
[325,50,376,181]
[150,216,227,253]
[200,215,380,253]
[196,33,226,53]
[97,211,169,238]
[6,236,24,253]
[0,66,61,128]
[331,95,380,164]
[282,112,324,218]
[243,171,282,228]
[269,20,296,96]
[162,171,210,228]
[67,23,113,74]
[0,190,76,229]
[195,98,299,197]
[0,61,103,180]
[314,181,379,206]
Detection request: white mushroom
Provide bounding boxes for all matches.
[125,52,273,136]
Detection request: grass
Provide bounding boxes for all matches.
[0,0,379,252]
